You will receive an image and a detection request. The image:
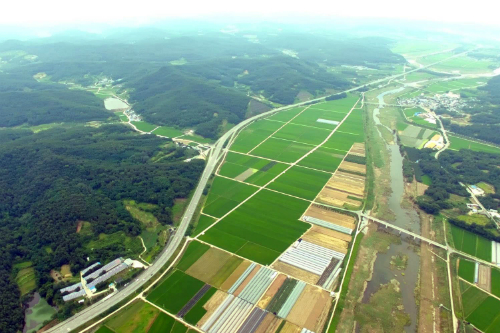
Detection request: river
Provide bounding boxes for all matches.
[361,87,421,332]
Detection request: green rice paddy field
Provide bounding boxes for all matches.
[218,152,289,186]
[267,166,330,200]
[423,78,487,93]
[252,138,313,163]
[199,190,310,264]
[457,259,475,283]
[230,120,282,153]
[460,283,500,332]
[152,126,184,138]
[449,135,500,155]
[131,121,157,133]
[297,148,345,173]
[450,223,491,261]
[183,287,217,325]
[273,122,330,144]
[266,106,305,122]
[146,270,205,314]
[202,177,258,218]
[191,215,216,237]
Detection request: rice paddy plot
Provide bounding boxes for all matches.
[424,78,487,93]
[491,269,500,298]
[152,126,184,138]
[449,135,500,155]
[430,56,499,74]
[272,123,330,145]
[177,241,210,272]
[252,138,313,163]
[466,296,500,332]
[148,312,175,333]
[297,148,344,173]
[203,177,258,218]
[314,95,359,111]
[336,109,364,136]
[230,120,284,153]
[449,223,491,262]
[267,166,330,200]
[146,270,205,314]
[458,259,475,283]
[267,107,306,122]
[192,215,216,237]
[131,121,157,133]
[106,300,159,333]
[200,190,310,264]
[219,152,289,186]
[290,109,345,130]
[323,131,363,152]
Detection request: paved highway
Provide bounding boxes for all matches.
[45,49,476,333]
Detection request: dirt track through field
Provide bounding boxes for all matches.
[257,274,287,309]
[220,260,252,291]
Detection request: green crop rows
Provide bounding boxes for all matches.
[450,223,491,261]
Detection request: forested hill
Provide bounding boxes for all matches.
[0,125,204,332]
[0,73,111,127]
[129,66,251,138]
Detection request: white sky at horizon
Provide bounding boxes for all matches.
[1,0,498,28]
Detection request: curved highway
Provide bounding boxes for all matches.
[45,49,474,333]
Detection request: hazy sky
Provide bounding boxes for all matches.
[1,0,496,27]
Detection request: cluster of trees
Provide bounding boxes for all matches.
[129,66,251,138]
[0,73,111,127]
[0,125,203,332]
[326,92,347,101]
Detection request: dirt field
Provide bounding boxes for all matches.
[310,226,352,242]
[76,221,83,233]
[280,321,302,333]
[219,260,252,291]
[235,168,257,182]
[286,284,332,332]
[477,264,491,292]
[302,230,349,254]
[254,313,282,333]
[272,261,320,285]
[339,161,366,174]
[257,274,287,309]
[186,248,232,283]
[349,143,366,157]
[60,265,72,278]
[304,205,356,229]
[326,171,365,196]
[316,188,362,208]
[197,290,228,327]
[234,265,261,296]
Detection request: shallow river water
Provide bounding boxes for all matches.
[360,87,421,332]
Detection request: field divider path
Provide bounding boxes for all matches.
[247,105,311,154]
[197,99,360,239]
[265,118,334,132]
[228,150,292,164]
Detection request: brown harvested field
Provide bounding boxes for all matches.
[254,313,282,333]
[325,171,365,196]
[349,143,365,157]
[310,226,352,242]
[302,230,349,253]
[316,188,362,208]
[477,265,491,292]
[235,168,257,182]
[280,321,302,333]
[286,284,332,332]
[197,290,228,327]
[304,205,356,228]
[257,274,287,309]
[186,248,232,284]
[338,161,366,174]
[272,261,320,285]
[234,265,261,296]
[219,260,252,292]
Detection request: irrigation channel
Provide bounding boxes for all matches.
[361,87,421,333]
